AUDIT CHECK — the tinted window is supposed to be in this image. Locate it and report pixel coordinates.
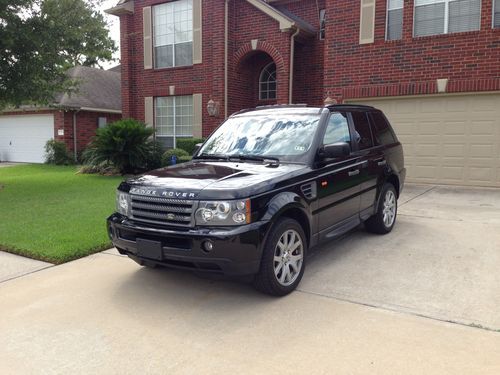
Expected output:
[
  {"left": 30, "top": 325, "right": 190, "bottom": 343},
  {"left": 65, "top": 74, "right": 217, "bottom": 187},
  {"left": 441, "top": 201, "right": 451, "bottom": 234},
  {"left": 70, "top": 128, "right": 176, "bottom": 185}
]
[
  {"left": 351, "top": 111, "right": 373, "bottom": 150},
  {"left": 323, "top": 112, "right": 350, "bottom": 145},
  {"left": 370, "top": 112, "right": 396, "bottom": 145}
]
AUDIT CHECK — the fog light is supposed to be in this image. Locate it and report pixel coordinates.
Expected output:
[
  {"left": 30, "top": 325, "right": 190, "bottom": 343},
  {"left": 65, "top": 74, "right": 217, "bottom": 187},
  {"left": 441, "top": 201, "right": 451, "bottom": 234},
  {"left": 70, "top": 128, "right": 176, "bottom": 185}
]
[{"left": 202, "top": 240, "right": 214, "bottom": 253}]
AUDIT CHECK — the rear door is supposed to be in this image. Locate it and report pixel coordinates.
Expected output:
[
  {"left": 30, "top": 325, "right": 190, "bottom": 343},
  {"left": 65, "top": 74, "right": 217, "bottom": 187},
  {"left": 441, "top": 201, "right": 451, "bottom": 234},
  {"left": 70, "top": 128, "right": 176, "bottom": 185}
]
[
  {"left": 350, "top": 111, "right": 385, "bottom": 214},
  {"left": 316, "top": 112, "right": 362, "bottom": 235}
]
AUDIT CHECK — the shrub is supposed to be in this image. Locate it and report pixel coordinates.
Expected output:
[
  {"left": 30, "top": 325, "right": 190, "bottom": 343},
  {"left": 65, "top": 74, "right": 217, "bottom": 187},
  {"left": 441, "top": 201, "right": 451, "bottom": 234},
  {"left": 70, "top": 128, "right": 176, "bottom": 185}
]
[
  {"left": 176, "top": 138, "right": 204, "bottom": 155},
  {"left": 82, "top": 119, "right": 155, "bottom": 174},
  {"left": 145, "top": 141, "right": 164, "bottom": 171},
  {"left": 44, "top": 140, "right": 75, "bottom": 165},
  {"left": 161, "top": 148, "right": 190, "bottom": 166}
]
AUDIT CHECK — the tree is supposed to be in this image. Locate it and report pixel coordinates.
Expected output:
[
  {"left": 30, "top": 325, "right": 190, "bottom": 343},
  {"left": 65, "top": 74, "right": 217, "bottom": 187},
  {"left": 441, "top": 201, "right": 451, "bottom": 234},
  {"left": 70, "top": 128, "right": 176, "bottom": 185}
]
[{"left": 0, "top": 0, "right": 116, "bottom": 108}]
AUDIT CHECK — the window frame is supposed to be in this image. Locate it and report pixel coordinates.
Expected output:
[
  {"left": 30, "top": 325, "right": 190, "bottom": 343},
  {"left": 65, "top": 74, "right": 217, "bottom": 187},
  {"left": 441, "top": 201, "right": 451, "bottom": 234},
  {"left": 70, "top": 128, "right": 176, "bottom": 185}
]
[
  {"left": 152, "top": 0, "right": 194, "bottom": 69},
  {"left": 154, "top": 95, "right": 194, "bottom": 148},
  {"left": 413, "top": 0, "right": 482, "bottom": 37},
  {"left": 386, "top": 0, "right": 404, "bottom": 41},
  {"left": 259, "top": 62, "right": 277, "bottom": 101},
  {"left": 319, "top": 9, "right": 326, "bottom": 40},
  {"left": 494, "top": 0, "right": 500, "bottom": 28}
]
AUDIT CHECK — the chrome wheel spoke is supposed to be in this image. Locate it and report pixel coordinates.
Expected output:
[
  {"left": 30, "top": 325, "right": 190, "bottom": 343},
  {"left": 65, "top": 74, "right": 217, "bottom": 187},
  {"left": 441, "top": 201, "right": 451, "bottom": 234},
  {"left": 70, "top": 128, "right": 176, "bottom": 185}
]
[{"left": 273, "top": 229, "right": 304, "bottom": 287}]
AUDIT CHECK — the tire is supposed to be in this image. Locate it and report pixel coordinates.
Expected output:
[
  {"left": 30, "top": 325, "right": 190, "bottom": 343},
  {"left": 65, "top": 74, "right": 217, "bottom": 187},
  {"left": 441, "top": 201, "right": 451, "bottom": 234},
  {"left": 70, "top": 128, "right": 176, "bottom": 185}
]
[
  {"left": 365, "top": 183, "right": 398, "bottom": 234},
  {"left": 253, "top": 218, "right": 307, "bottom": 296}
]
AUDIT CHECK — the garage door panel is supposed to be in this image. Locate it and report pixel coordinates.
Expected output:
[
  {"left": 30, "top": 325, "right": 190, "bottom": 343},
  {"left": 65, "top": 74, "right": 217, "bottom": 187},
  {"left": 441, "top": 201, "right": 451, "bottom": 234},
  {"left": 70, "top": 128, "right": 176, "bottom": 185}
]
[
  {"left": 442, "top": 166, "right": 464, "bottom": 180},
  {"left": 0, "top": 114, "right": 54, "bottom": 163},
  {"left": 347, "top": 94, "right": 500, "bottom": 187}
]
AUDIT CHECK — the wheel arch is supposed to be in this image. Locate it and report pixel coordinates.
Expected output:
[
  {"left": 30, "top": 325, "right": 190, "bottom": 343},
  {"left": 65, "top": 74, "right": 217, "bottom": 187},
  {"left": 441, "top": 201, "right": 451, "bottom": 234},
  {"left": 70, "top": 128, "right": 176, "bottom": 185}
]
[{"left": 260, "top": 192, "right": 312, "bottom": 248}]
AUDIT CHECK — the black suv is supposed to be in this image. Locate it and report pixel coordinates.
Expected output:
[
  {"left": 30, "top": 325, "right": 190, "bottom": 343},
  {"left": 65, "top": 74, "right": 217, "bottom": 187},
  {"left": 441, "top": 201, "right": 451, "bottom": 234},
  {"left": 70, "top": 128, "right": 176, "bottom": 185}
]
[{"left": 107, "top": 105, "right": 405, "bottom": 296}]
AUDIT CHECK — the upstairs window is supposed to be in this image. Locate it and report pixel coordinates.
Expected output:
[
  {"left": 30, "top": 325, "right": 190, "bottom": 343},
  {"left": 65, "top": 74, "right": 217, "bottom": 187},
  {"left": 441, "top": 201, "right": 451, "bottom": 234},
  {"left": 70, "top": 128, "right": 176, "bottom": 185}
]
[
  {"left": 259, "top": 63, "right": 277, "bottom": 100},
  {"left": 495, "top": 0, "right": 500, "bottom": 28},
  {"left": 153, "top": 0, "right": 193, "bottom": 68},
  {"left": 414, "top": 0, "right": 481, "bottom": 37},
  {"left": 386, "top": 0, "right": 404, "bottom": 40}
]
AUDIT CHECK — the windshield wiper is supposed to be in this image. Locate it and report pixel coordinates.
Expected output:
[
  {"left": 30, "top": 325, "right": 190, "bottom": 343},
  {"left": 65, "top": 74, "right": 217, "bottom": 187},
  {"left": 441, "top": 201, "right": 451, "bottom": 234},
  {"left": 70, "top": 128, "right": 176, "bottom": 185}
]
[
  {"left": 193, "top": 153, "right": 230, "bottom": 161},
  {"left": 229, "top": 154, "right": 280, "bottom": 165}
]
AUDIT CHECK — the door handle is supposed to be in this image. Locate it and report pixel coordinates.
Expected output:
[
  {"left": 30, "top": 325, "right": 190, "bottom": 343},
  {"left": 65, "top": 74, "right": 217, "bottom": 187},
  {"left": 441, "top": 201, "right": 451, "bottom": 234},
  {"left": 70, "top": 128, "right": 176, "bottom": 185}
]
[
  {"left": 377, "top": 160, "right": 387, "bottom": 166},
  {"left": 348, "top": 169, "right": 360, "bottom": 177}
]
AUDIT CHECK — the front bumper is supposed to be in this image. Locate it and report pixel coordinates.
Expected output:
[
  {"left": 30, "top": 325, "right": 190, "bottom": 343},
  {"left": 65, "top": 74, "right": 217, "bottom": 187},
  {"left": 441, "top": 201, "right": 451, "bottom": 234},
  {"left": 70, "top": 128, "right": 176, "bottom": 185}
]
[{"left": 107, "top": 213, "right": 269, "bottom": 276}]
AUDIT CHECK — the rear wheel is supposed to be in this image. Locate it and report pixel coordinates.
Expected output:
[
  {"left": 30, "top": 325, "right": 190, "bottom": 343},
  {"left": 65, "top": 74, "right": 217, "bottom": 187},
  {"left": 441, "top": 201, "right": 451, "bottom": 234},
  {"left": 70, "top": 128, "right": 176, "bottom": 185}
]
[
  {"left": 365, "top": 183, "right": 398, "bottom": 234},
  {"left": 253, "top": 218, "right": 306, "bottom": 296}
]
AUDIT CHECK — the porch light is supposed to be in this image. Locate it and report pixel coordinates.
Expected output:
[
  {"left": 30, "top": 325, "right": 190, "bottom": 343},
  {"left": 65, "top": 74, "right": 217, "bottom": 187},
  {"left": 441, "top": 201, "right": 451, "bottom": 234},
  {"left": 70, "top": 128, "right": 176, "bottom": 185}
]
[
  {"left": 207, "top": 99, "right": 220, "bottom": 117},
  {"left": 324, "top": 95, "right": 337, "bottom": 106}
]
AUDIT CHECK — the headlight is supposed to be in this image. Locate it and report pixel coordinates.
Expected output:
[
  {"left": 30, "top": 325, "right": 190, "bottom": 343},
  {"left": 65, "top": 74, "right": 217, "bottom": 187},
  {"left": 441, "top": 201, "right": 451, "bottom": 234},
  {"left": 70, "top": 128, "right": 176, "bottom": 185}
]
[
  {"left": 195, "top": 199, "right": 251, "bottom": 226},
  {"left": 116, "top": 190, "right": 131, "bottom": 217}
]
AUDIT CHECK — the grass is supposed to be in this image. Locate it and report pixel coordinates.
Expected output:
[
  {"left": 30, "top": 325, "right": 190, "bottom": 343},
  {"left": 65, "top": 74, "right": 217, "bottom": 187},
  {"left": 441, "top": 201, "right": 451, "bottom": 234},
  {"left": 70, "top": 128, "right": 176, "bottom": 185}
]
[{"left": 0, "top": 164, "right": 123, "bottom": 263}]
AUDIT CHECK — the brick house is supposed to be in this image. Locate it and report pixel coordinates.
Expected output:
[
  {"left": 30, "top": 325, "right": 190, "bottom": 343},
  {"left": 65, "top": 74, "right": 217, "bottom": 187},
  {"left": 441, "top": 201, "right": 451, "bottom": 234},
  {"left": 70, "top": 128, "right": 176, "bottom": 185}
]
[
  {"left": 107, "top": 0, "right": 500, "bottom": 187},
  {"left": 0, "top": 66, "right": 122, "bottom": 163}
]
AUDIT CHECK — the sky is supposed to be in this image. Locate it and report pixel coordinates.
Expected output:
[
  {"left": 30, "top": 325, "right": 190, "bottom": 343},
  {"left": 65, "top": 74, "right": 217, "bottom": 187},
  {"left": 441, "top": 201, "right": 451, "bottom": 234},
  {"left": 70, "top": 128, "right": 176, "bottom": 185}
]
[{"left": 99, "top": 0, "right": 121, "bottom": 69}]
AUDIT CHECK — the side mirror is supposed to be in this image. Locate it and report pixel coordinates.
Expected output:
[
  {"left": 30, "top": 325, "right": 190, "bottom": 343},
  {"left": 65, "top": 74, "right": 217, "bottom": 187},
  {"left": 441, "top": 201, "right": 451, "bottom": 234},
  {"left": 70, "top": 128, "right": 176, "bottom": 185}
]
[
  {"left": 192, "top": 143, "right": 203, "bottom": 156},
  {"left": 320, "top": 142, "right": 351, "bottom": 159}
]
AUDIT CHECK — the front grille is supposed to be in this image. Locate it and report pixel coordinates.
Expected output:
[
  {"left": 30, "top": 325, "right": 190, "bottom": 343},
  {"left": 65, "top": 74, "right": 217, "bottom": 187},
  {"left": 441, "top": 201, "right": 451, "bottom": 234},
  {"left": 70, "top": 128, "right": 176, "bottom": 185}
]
[{"left": 130, "top": 195, "right": 195, "bottom": 227}]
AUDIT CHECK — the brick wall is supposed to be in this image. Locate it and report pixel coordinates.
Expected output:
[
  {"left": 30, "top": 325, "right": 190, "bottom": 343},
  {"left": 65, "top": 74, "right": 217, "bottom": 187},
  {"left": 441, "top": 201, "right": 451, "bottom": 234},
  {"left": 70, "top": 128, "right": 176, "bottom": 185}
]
[
  {"left": 118, "top": 0, "right": 500, "bottom": 135},
  {"left": 55, "top": 110, "right": 121, "bottom": 155},
  {"left": 325, "top": 0, "right": 500, "bottom": 101}
]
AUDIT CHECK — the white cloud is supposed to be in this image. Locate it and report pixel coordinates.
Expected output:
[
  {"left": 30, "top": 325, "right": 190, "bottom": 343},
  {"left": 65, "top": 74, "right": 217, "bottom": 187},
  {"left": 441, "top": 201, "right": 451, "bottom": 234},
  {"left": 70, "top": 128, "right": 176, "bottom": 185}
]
[{"left": 99, "top": 0, "right": 121, "bottom": 69}]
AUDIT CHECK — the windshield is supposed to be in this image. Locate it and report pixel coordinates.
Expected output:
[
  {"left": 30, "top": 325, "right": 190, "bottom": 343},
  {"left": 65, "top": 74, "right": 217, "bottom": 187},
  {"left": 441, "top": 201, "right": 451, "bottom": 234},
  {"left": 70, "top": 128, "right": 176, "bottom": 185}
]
[{"left": 197, "top": 113, "right": 321, "bottom": 162}]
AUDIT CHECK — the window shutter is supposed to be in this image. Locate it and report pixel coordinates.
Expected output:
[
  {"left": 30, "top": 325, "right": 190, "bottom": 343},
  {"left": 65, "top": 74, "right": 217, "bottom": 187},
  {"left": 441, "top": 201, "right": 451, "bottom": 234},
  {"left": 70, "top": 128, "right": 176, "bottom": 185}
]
[
  {"left": 144, "top": 97, "right": 154, "bottom": 128},
  {"left": 192, "top": 0, "right": 202, "bottom": 64},
  {"left": 143, "top": 7, "right": 153, "bottom": 70},
  {"left": 360, "top": 0, "right": 376, "bottom": 44},
  {"left": 192, "top": 94, "right": 203, "bottom": 138}
]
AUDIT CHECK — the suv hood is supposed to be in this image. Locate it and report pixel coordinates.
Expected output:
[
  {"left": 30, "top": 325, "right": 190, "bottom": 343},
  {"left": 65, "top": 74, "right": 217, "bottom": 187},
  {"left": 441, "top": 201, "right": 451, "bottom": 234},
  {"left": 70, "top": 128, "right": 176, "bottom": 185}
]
[{"left": 125, "top": 160, "right": 308, "bottom": 200}]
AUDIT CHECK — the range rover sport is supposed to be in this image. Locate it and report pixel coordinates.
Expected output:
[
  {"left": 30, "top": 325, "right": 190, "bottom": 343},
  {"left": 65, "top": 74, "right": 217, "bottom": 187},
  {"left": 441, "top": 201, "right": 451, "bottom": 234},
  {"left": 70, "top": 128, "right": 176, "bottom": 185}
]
[{"left": 107, "top": 104, "right": 405, "bottom": 296}]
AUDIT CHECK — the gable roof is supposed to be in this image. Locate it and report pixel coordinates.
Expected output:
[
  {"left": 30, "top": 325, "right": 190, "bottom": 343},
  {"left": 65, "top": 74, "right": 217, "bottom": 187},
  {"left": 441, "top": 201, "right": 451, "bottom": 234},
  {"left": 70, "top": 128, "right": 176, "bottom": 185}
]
[
  {"left": 106, "top": 0, "right": 316, "bottom": 36},
  {"left": 244, "top": 0, "right": 316, "bottom": 36},
  {"left": 55, "top": 66, "right": 121, "bottom": 112}
]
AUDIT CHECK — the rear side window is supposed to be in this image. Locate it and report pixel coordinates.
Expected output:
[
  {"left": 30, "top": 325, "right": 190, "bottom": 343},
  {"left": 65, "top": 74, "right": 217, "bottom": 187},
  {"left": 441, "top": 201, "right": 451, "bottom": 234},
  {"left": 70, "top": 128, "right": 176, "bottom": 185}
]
[
  {"left": 323, "top": 112, "right": 350, "bottom": 145},
  {"left": 370, "top": 112, "right": 396, "bottom": 145},
  {"left": 351, "top": 111, "right": 373, "bottom": 150}
]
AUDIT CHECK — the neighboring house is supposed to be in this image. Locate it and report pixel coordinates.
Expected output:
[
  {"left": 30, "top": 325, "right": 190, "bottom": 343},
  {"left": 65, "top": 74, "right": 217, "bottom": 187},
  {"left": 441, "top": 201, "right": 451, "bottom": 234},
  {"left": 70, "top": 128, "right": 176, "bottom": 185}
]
[
  {"left": 106, "top": 0, "right": 500, "bottom": 187},
  {"left": 0, "top": 66, "right": 122, "bottom": 163}
]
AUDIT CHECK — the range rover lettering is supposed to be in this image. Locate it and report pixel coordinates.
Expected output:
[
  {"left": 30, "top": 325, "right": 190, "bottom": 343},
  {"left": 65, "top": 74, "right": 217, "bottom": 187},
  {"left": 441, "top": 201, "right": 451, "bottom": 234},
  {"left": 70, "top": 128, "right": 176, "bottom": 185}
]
[{"left": 107, "top": 105, "right": 406, "bottom": 296}]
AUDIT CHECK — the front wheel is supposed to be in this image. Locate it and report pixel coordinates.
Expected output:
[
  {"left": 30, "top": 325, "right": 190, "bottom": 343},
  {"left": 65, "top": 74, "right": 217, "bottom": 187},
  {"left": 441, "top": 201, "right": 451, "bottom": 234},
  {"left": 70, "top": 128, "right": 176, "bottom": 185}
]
[
  {"left": 365, "top": 183, "right": 398, "bottom": 234},
  {"left": 253, "top": 218, "right": 307, "bottom": 296}
]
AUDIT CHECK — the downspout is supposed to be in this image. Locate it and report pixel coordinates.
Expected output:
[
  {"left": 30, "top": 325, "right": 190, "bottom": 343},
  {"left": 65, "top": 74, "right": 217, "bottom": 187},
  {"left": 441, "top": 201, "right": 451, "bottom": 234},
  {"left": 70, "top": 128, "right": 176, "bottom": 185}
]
[
  {"left": 289, "top": 27, "right": 300, "bottom": 104},
  {"left": 72, "top": 110, "right": 80, "bottom": 161},
  {"left": 224, "top": 0, "right": 229, "bottom": 118}
]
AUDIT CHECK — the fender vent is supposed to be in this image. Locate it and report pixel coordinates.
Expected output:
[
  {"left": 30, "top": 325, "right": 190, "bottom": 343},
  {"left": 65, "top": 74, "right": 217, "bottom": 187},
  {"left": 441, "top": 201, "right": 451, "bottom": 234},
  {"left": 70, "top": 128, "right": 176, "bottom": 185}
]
[{"left": 300, "top": 182, "right": 317, "bottom": 200}]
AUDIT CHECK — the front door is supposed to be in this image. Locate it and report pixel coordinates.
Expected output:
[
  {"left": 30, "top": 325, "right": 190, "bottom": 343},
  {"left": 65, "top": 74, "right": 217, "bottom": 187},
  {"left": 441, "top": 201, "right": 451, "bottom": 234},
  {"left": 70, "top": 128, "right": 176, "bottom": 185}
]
[{"left": 316, "top": 112, "right": 362, "bottom": 237}]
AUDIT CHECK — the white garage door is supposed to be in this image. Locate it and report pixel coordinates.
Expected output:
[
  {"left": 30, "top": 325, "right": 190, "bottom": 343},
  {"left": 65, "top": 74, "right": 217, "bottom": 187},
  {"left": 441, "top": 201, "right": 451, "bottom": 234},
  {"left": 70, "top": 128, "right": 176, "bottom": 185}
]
[
  {"left": 347, "top": 94, "right": 500, "bottom": 187},
  {"left": 0, "top": 114, "right": 54, "bottom": 163}
]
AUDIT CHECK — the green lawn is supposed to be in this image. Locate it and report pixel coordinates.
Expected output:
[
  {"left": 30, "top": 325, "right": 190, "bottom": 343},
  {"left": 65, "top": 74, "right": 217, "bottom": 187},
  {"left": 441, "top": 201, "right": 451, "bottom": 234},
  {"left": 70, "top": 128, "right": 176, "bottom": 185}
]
[{"left": 0, "top": 164, "right": 123, "bottom": 263}]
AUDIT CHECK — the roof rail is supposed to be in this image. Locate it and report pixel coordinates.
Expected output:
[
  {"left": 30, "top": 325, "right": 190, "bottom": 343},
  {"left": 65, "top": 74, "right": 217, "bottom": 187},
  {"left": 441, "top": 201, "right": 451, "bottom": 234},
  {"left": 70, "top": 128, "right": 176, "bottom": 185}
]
[
  {"left": 255, "top": 104, "right": 308, "bottom": 110},
  {"left": 325, "top": 104, "right": 375, "bottom": 110}
]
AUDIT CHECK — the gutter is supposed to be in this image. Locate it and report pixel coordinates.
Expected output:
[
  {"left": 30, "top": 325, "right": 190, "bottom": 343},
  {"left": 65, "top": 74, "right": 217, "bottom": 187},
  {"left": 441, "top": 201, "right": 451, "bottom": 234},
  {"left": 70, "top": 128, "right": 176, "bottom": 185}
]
[
  {"left": 289, "top": 27, "right": 300, "bottom": 104},
  {"left": 72, "top": 110, "right": 80, "bottom": 161}
]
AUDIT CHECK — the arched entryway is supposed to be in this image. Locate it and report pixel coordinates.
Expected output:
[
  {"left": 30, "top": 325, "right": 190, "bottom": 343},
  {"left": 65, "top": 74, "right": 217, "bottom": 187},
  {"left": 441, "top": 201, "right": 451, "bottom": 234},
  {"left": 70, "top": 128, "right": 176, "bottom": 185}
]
[{"left": 229, "top": 43, "right": 288, "bottom": 115}]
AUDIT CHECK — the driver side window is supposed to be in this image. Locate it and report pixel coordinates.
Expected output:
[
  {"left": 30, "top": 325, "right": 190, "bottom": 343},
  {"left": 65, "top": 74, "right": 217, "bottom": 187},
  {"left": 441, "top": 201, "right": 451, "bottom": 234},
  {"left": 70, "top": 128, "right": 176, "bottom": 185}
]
[{"left": 323, "top": 112, "right": 350, "bottom": 145}]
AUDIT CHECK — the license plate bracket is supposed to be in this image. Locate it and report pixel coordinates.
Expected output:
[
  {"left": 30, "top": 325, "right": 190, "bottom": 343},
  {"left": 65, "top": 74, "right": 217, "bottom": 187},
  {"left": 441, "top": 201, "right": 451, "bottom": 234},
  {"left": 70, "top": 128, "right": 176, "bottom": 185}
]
[{"left": 136, "top": 238, "right": 163, "bottom": 260}]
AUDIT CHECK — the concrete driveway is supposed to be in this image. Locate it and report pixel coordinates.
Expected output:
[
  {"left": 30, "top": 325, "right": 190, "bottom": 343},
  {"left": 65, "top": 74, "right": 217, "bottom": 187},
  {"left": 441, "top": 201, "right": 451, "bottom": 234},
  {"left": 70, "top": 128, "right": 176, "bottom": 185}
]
[
  {"left": 301, "top": 184, "right": 500, "bottom": 330},
  {"left": 0, "top": 184, "right": 499, "bottom": 374}
]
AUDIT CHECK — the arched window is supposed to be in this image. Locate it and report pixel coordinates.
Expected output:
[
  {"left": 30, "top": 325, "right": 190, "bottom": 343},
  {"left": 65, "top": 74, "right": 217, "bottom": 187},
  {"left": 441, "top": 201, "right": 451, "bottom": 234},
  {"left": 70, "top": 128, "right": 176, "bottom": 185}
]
[{"left": 259, "top": 63, "right": 277, "bottom": 100}]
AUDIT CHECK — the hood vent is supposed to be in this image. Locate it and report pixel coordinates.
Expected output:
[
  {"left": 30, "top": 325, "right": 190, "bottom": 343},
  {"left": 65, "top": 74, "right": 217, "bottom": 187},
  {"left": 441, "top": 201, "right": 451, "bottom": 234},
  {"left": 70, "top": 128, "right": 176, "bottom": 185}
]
[{"left": 300, "top": 182, "right": 317, "bottom": 200}]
